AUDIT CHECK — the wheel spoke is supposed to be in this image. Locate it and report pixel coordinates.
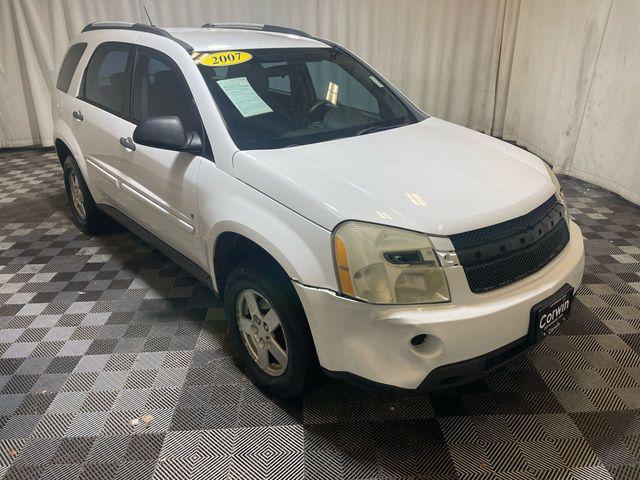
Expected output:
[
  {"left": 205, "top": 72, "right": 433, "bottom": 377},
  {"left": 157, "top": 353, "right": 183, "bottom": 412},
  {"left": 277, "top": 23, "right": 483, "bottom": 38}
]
[
  {"left": 76, "top": 198, "right": 86, "bottom": 217},
  {"left": 256, "top": 343, "right": 270, "bottom": 370},
  {"left": 268, "top": 340, "right": 287, "bottom": 367},
  {"left": 263, "top": 309, "right": 280, "bottom": 334},
  {"left": 243, "top": 291, "right": 261, "bottom": 318},
  {"left": 238, "top": 316, "right": 253, "bottom": 335}
]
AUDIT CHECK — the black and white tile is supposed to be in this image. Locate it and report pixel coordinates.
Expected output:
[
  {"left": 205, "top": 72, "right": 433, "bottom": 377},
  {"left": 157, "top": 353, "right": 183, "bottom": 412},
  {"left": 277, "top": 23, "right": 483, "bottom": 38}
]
[{"left": 0, "top": 148, "right": 639, "bottom": 479}]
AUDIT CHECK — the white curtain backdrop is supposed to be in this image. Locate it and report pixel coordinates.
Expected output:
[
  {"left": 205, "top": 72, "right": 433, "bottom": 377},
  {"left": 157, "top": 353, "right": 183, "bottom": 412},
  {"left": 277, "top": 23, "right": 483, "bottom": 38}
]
[{"left": 1, "top": 0, "right": 638, "bottom": 204}]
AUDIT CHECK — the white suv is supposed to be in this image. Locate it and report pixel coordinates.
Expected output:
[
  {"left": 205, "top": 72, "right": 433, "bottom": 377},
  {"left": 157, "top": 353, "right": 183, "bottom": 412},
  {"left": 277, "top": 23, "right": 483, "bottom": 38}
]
[{"left": 53, "top": 22, "right": 585, "bottom": 397}]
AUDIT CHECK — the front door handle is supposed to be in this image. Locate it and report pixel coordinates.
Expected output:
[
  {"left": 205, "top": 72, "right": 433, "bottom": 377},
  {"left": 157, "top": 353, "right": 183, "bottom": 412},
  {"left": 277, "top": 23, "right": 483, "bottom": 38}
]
[
  {"left": 119, "top": 137, "right": 136, "bottom": 151},
  {"left": 72, "top": 110, "right": 83, "bottom": 122}
]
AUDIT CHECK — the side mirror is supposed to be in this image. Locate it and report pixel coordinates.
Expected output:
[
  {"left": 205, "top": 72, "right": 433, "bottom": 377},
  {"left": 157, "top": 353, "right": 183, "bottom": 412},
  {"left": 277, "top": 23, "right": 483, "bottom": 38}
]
[{"left": 133, "top": 116, "right": 203, "bottom": 154}]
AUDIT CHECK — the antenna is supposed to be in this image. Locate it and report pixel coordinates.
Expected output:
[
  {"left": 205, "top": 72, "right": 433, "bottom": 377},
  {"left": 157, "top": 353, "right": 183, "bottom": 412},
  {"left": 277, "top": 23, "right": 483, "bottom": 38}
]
[{"left": 143, "top": 5, "right": 154, "bottom": 26}]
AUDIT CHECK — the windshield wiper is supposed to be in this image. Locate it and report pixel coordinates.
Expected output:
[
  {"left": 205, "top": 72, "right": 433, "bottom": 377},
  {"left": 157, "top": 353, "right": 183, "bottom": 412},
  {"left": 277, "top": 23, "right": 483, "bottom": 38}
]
[{"left": 355, "top": 124, "right": 397, "bottom": 136}]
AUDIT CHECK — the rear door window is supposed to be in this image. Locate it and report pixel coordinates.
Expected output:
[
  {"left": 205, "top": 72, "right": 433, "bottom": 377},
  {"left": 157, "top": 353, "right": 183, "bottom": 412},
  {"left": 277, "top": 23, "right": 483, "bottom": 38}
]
[
  {"left": 56, "top": 43, "right": 87, "bottom": 93},
  {"left": 81, "top": 42, "right": 134, "bottom": 117}
]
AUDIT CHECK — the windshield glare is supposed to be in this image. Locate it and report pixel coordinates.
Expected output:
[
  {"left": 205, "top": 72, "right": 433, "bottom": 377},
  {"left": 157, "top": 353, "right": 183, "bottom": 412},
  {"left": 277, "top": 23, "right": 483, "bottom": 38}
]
[{"left": 197, "top": 48, "right": 419, "bottom": 150}]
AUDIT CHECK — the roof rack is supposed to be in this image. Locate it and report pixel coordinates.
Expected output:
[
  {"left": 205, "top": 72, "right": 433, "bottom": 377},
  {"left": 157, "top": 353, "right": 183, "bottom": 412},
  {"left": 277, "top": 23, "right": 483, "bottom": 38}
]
[
  {"left": 81, "top": 22, "right": 194, "bottom": 52},
  {"left": 200, "top": 23, "right": 312, "bottom": 38}
]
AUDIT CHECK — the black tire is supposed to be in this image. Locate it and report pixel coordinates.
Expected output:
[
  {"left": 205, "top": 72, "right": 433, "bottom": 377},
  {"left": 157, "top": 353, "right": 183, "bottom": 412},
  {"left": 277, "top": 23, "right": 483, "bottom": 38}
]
[
  {"left": 62, "top": 156, "right": 109, "bottom": 234},
  {"left": 223, "top": 258, "right": 318, "bottom": 398}
]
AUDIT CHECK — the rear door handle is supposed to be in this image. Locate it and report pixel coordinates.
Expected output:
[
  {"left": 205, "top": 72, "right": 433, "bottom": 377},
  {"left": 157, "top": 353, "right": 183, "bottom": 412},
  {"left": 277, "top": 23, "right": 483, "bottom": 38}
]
[
  {"left": 72, "top": 110, "right": 83, "bottom": 121},
  {"left": 119, "top": 137, "right": 136, "bottom": 151}
]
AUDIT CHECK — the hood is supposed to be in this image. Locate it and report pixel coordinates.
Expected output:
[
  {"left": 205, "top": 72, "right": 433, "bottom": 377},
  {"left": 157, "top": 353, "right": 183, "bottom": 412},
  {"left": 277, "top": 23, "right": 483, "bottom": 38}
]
[{"left": 232, "top": 117, "right": 557, "bottom": 235}]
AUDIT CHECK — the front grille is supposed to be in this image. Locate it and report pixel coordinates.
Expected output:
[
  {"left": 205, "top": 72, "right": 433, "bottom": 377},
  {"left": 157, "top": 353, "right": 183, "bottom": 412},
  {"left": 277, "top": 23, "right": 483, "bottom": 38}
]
[{"left": 450, "top": 196, "right": 570, "bottom": 293}]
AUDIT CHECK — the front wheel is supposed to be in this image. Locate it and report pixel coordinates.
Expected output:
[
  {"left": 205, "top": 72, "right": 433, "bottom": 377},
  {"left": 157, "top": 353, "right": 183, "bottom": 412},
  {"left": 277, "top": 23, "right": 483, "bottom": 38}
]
[{"left": 223, "top": 259, "right": 318, "bottom": 398}]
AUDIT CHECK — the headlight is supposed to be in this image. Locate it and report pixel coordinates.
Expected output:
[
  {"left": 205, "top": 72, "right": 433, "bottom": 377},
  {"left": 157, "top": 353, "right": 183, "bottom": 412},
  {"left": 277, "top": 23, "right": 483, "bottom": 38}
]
[
  {"left": 544, "top": 163, "right": 563, "bottom": 199},
  {"left": 333, "top": 221, "right": 450, "bottom": 304}
]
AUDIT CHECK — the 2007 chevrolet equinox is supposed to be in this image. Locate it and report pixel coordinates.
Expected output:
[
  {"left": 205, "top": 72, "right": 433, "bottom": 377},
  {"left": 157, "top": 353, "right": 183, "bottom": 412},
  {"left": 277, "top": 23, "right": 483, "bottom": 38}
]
[{"left": 53, "top": 22, "right": 585, "bottom": 397}]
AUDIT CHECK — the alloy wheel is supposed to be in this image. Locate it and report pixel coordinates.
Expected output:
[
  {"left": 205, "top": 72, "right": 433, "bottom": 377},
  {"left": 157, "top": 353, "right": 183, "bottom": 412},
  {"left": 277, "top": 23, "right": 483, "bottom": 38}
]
[
  {"left": 235, "top": 289, "right": 289, "bottom": 377},
  {"left": 69, "top": 171, "right": 86, "bottom": 221}
]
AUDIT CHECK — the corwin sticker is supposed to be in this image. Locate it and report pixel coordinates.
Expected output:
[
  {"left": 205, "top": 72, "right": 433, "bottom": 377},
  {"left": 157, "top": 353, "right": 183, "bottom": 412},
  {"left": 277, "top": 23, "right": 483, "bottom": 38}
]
[{"left": 539, "top": 298, "right": 570, "bottom": 331}]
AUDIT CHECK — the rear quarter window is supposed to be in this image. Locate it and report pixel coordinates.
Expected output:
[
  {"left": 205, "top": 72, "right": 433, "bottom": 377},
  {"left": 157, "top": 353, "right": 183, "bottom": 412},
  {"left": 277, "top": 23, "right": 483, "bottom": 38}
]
[{"left": 56, "top": 43, "right": 88, "bottom": 93}]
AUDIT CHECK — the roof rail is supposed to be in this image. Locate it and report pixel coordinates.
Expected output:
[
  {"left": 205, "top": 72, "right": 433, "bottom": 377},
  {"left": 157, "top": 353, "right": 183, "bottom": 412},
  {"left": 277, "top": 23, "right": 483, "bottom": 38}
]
[
  {"left": 201, "top": 22, "right": 312, "bottom": 38},
  {"left": 81, "top": 22, "right": 194, "bottom": 52}
]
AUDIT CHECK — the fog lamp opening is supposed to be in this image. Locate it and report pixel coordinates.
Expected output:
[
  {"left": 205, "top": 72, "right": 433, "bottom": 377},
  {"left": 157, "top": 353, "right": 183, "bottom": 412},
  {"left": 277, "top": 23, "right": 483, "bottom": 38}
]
[{"left": 411, "top": 334, "right": 427, "bottom": 346}]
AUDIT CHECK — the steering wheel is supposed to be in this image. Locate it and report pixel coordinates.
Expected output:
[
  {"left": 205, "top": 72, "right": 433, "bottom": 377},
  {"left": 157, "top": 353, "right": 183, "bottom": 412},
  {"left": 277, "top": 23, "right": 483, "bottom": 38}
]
[{"left": 305, "top": 99, "right": 335, "bottom": 125}]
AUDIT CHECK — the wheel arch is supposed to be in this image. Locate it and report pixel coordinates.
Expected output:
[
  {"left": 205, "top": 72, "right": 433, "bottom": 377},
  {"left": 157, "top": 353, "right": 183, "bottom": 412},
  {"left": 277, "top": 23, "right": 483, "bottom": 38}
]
[
  {"left": 54, "top": 138, "right": 73, "bottom": 167},
  {"left": 211, "top": 225, "right": 300, "bottom": 298},
  {"left": 54, "top": 128, "right": 104, "bottom": 204},
  {"left": 53, "top": 130, "right": 87, "bottom": 179}
]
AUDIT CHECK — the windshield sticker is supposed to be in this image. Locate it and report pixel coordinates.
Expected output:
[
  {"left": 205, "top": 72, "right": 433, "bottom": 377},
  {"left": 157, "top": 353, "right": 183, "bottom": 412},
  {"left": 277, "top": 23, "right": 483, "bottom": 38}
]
[
  {"left": 195, "top": 51, "right": 253, "bottom": 67},
  {"left": 217, "top": 77, "right": 273, "bottom": 117}
]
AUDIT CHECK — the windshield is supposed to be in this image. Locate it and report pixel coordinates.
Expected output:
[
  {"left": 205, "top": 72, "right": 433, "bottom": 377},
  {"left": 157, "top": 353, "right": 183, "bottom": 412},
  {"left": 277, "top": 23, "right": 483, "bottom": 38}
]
[{"left": 196, "top": 48, "right": 421, "bottom": 150}]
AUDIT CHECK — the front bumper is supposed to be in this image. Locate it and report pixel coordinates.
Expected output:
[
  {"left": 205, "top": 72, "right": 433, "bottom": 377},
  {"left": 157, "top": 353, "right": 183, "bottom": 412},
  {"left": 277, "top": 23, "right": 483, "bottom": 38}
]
[{"left": 294, "top": 221, "right": 585, "bottom": 390}]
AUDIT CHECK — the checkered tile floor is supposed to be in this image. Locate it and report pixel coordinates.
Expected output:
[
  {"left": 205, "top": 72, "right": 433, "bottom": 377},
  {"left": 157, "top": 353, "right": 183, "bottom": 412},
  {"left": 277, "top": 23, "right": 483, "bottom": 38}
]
[{"left": 1, "top": 148, "right": 640, "bottom": 480}]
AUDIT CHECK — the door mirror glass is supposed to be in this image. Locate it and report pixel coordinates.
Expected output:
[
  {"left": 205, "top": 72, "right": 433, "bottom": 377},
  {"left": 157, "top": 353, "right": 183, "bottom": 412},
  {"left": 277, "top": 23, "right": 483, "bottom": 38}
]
[{"left": 133, "top": 116, "right": 202, "bottom": 153}]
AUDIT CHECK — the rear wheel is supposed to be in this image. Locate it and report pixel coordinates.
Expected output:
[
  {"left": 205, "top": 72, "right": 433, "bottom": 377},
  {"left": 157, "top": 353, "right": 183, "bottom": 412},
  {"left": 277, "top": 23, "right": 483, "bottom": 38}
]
[
  {"left": 223, "top": 259, "right": 318, "bottom": 398},
  {"left": 63, "top": 156, "right": 109, "bottom": 234}
]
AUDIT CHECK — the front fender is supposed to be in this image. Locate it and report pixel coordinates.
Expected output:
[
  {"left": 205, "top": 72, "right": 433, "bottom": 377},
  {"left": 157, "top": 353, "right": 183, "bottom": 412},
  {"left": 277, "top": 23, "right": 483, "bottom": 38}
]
[{"left": 198, "top": 161, "right": 338, "bottom": 293}]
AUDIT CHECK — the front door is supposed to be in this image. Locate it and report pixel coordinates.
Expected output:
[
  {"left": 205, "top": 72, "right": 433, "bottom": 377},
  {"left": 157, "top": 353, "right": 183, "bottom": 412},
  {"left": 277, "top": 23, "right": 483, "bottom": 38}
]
[{"left": 117, "top": 46, "right": 205, "bottom": 265}]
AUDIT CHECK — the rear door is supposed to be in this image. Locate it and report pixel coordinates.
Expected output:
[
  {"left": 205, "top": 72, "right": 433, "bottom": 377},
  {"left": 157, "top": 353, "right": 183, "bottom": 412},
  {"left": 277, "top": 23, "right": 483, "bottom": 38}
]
[
  {"left": 117, "top": 46, "right": 205, "bottom": 264},
  {"left": 54, "top": 42, "right": 88, "bottom": 132},
  {"left": 74, "top": 42, "right": 134, "bottom": 206}
]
